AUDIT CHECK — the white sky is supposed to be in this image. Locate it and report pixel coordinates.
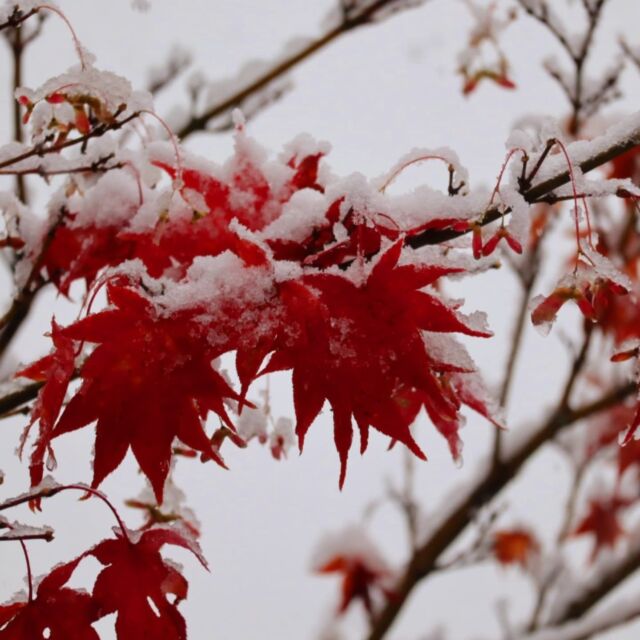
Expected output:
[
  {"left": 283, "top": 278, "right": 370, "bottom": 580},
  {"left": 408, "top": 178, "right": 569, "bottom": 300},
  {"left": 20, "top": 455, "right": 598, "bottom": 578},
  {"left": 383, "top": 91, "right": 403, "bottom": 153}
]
[{"left": 1, "top": 1, "right": 640, "bottom": 639}]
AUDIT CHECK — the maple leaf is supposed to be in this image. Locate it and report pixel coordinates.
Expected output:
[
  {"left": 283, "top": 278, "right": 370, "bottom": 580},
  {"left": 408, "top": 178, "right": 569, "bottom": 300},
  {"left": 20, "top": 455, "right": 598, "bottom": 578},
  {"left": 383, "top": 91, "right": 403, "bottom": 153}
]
[
  {"left": 492, "top": 529, "right": 539, "bottom": 568},
  {"left": 0, "top": 556, "right": 98, "bottom": 639},
  {"left": 17, "top": 321, "right": 76, "bottom": 496},
  {"left": 30, "top": 282, "right": 245, "bottom": 503},
  {"left": 572, "top": 496, "right": 630, "bottom": 561},
  {"left": 248, "top": 241, "right": 495, "bottom": 486},
  {"left": 42, "top": 222, "right": 137, "bottom": 295},
  {"left": 87, "top": 525, "right": 207, "bottom": 640},
  {"left": 134, "top": 142, "right": 326, "bottom": 277}
]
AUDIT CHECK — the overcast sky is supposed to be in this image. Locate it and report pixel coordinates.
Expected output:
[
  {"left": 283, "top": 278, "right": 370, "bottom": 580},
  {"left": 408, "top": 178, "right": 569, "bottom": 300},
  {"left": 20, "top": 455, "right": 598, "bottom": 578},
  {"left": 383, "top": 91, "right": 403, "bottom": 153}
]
[{"left": 1, "top": 1, "right": 640, "bottom": 639}]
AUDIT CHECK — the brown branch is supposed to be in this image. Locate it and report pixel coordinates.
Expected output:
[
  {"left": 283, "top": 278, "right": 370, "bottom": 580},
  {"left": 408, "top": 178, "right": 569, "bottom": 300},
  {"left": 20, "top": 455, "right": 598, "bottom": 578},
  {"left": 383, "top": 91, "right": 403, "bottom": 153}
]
[
  {"left": 518, "top": 0, "right": 609, "bottom": 134},
  {"left": 621, "top": 39, "right": 640, "bottom": 71},
  {"left": 0, "top": 205, "right": 69, "bottom": 361},
  {"left": 0, "top": 7, "right": 38, "bottom": 33},
  {"left": 546, "top": 539, "right": 640, "bottom": 627},
  {"left": 7, "top": 16, "right": 27, "bottom": 202},
  {"left": 516, "top": 1, "right": 575, "bottom": 60},
  {"left": 527, "top": 459, "right": 588, "bottom": 632},
  {"left": 0, "top": 484, "right": 63, "bottom": 512},
  {"left": 524, "top": 599, "right": 640, "bottom": 640},
  {"left": 0, "top": 156, "right": 122, "bottom": 177},
  {"left": 176, "top": 0, "right": 425, "bottom": 139},
  {"left": 366, "top": 328, "right": 632, "bottom": 640},
  {"left": 532, "top": 188, "right": 636, "bottom": 205},
  {"left": 0, "top": 380, "right": 43, "bottom": 417}
]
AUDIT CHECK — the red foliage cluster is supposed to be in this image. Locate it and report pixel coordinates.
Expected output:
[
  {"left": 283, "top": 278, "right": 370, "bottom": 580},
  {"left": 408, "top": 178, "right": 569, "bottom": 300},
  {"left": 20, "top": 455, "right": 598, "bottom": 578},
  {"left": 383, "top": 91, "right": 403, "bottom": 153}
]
[
  {"left": 0, "top": 523, "right": 205, "bottom": 639},
  {"left": 20, "top": 133, "right": 500, "bottom": 501}
]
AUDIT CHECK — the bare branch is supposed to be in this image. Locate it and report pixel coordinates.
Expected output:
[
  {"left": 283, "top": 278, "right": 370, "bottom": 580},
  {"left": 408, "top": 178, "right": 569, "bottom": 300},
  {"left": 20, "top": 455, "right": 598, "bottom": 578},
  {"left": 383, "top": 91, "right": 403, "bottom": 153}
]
[
  {"left": 366, "top": 375, "right": 634, "bottom": 639},
  {"left": 176, "top": 0, "right": 428, "bottom": 139},
  {"left": 0, "top": 111, "right": 139, "bottom": 172}
]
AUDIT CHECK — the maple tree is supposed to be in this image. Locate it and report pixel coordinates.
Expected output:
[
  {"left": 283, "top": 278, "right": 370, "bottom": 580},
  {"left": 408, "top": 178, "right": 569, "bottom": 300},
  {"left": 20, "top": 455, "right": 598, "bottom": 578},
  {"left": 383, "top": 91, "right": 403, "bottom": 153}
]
[{"left": 1, "top": 1, "right": 640, "bottom": 639}]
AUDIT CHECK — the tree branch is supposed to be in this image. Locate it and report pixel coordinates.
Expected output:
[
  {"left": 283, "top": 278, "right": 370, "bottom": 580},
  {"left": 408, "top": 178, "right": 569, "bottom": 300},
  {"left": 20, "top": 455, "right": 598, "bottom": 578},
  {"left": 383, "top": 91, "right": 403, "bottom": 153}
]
[
  {"left": 176, "top": 0, "right": 426, "bottom": 139},
  {"left": 366, "top": 332, "right": 632, "bottom": 640}
]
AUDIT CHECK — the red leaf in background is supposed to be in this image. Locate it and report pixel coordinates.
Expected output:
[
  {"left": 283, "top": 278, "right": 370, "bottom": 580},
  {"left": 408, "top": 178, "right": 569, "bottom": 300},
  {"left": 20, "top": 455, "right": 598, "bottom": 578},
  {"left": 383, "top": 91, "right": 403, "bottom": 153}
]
[
  {"left": 30, "top": 282, "right": 244, "bottom": 503},
  {"left": 88, "top": 526, "right": 207, "bottom": 640},
  {"left": 608, "top": 146, "right": 640, "bottom": 182},
  {"left": 531, "top": 261, "right": 629, "bottom": 335},
  {"left": 493, "top": 529, "right": 539, "bottom": 568},
  {"left": 618, "top": 435, "right": 640, "bottom": 478},
  {"left": 572, "top": 497, "right": 630, "bottom": 561},
  {"left": 317, "top": 554, "right": 394, "bottom": 615},
  {"left": 0, "top": 557, "right": 98, "bottom": 639},
  {"left": 313, "top": 527, "right": 395, "bottom": 616}
]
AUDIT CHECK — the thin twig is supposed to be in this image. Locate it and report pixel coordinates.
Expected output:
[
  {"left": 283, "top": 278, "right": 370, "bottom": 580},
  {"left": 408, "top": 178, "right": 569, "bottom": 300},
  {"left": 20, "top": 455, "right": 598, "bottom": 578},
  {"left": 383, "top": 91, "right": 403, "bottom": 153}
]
[
  {"left": 0, "top": 111, "right": 139, "bottom": 172},
  {"left": 0, "top": 531, "right": 53, "bottom": 542}
]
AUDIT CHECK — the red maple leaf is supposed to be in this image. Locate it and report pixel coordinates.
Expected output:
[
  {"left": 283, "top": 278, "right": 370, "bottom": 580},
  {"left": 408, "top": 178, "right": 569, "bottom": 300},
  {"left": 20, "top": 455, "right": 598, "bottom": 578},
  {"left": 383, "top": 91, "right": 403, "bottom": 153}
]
[
  {"left": 246, "top": 240, "right": 495, "bottom": 486},
  {"left": 0, "top": 556, "right": 98, "bottom": 639},
  {"left": 87, "top": 525, "right": 207, "bottom": 640},
  {"left": 17, "top": 320, "right": 76, "bottom": 494},
  {"left": 0, "top": 524, "right": 206, "bottom": 639},
  {"left": 42, "top": 223, "right": 137, "bottom": 295},
  {"left": 573, "top": 496, "right": 630, "bottom": 561},
  {"left": 28, "top": 281, "right": 245, "bottom": 502}
]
